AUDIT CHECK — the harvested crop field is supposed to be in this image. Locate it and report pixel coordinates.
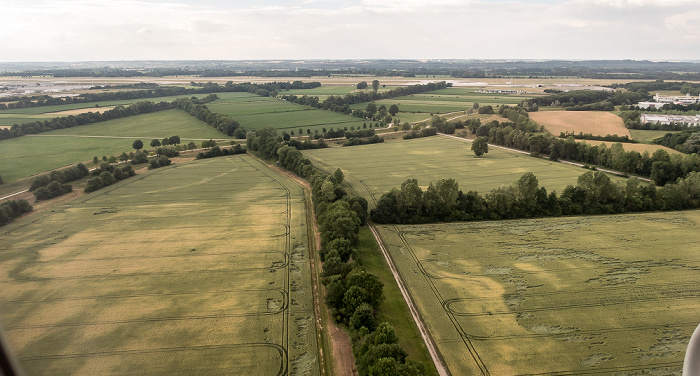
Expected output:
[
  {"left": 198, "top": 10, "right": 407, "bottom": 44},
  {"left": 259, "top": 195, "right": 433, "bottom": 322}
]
[
  {"left": 44, "top": 106, "right": 115, "bottom": 115},
  {"left": 580, "top": 140, "right": 682, "bottom": 155},
  {"left": 0, "top": 155, "right": 318, "bottom": 375},
  {"left": 375, "top": 210, "right": 700, "bottom": 375},
  {"left": 531, "top": 111, "right": 630, "bottom": 138}
]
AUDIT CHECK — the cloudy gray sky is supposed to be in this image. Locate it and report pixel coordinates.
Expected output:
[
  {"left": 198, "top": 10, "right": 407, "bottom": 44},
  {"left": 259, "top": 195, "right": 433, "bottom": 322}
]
[{"left": 1, "top": 0, "right": 699, "bottom": 62}]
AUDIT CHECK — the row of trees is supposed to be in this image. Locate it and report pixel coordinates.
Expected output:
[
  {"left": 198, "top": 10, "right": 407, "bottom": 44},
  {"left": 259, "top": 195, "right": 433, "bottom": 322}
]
[
  {"left": 33, "top": 181, "right": 72, "bottom": 201},
  {"left": 84, "top": 164, "right": 136, "bottom": 193},
  {"left": 1, "top": 100, "right": 174, "bottom": 141},
  {"left": 652, "top": 131, "right": 700, "bottom": 154},
  {"left": 280, "top": 81, "right": 449, "bottom": 116},
  {"left": 29, "top": 163, "right": 90, "bottom": 192},
  {"left": 371, "top": 171, "right": 700, "bottom": 224},
  {"left": 0, "top": 199, "right": 33, "bottom": 227},
  {"left": 528, "top": 90, "right": 648, "bottom": 110},
  {"left": 195, "top": 145, "right": 245, "bottom": 159},
  {"left": 559, "top": 132, "right": 638, "bottom": 144},
  {"left": 173, "top": 98, "right": 246, "bottom": 138},
  {"left": 0, "top": 81, "right": 320, "bottom": 110},
  {"left": 449, "top": 107, "right": 700, "bottom": 185},
  {"left": 247, "top": 129, "right": 425, "bottom": 375},
  {"left": 147, "top": 156, "right": 172, "bottom": 170},
  {"left": 610, "top": 80, "right": 700, "bottom": 96}
]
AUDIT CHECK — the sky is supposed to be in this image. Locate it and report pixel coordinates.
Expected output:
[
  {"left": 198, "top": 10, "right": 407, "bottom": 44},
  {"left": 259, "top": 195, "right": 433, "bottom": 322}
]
[{"left": 1, "top": 0, "right": 700, "bottom": 62}]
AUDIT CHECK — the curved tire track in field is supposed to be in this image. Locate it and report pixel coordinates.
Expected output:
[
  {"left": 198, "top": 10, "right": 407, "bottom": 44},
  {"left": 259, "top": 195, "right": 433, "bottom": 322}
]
[
  {"left": 368, "top": 223, "right": 452, "bottom": 376},
  {"left": 237, "top": 155, "right": 292, "bottom": 376}
]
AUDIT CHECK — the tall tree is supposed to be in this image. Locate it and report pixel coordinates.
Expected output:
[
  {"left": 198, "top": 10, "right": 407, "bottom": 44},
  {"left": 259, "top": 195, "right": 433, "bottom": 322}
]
[
  {"left": 132, "top": 139, "right": 143, "bottom": 151},
  {"left": 150, "top": 139, "right": 161, "bottom": 148},
  {"left": 471, "top": 137, "right": 489, "bottom": 157},
  {"left": 389, "top": 104, "right": 400, "bottom": 116},
  {"left": 372, "top": 80, "right": 380, "bottom": 91}
]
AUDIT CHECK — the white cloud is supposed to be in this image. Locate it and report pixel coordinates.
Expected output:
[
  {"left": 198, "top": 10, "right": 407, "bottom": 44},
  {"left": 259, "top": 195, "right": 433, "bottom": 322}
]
[{"left": 1, "top": 0, "right": 700, "bottom": 61}]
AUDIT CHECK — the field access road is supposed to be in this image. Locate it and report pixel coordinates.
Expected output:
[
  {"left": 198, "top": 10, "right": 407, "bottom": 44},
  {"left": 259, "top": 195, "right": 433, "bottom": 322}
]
[
  {"left": 0, "top": 189, "right": 28, "bottom": 201},
  {"left": 368, "top": 223, "right": 451, "bottom": 376},
  {"left": 437, "top": 132, "right": 653, "bottom": 183}
]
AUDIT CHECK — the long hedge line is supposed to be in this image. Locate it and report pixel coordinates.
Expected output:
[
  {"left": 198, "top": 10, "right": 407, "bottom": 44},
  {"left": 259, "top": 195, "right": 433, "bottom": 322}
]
[
  {"left": 371, "top": 171, "right": 700, "bottom": 224},
  {"left": 0, "top": 199, "right": 33, "bottom": 227},
  {"left": 248, "top": 128, "right": 427, "bottom": 375}
]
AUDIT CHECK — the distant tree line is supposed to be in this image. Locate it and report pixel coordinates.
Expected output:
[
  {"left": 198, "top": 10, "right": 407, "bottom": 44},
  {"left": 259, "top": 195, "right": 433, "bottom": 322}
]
[
  {"left": 0, "top": 81, "right": 319, "bottom": 108},
  {"left": 402, "top": 127, "right": 437, "bottom": 140},
  {"left": 652, "top": 131, "right": 700, "bottom": 154},
  {"left": 0, "top": 199, "right": 33, "bottom": 227},
  {"left": 448, "top": 106, "right": 700, "bottom": 186},
  {"left": 371, "top": 171, "right": 700, "bottom": 224},
  {"left": 247, "top": 128, "right": 426, "bottom": 375},
  {"left": 609, "top": 80, "right": 700, "bottom": 96},
  {"left": 559, "top": 132, "right": 638, "bottom": 143},
  {"left": 528, "top": 90, "right": 648, "bottom": 110},
  {"left": 344, "top": 135, "right": 385, "bottom": 146},
  {"left": 280, "top": 81, "right": 449, "bottom": 117},
  {"left": 1, "top": 100, "right": 174, "bottom": 141}
]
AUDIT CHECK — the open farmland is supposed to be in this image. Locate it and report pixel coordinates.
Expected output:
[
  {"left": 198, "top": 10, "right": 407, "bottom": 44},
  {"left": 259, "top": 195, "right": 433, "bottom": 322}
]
[
  {"left": 348, "top": 87, "right": 529, "bottom": 124},
  {"left": 303, "top": 136, "right": 617, "bottom": 206},
  {"left": 531, "top": 111, "right": 631, "bottom": 138},
  {"left": 579, "top": 140, "right": 682, "bottom": 155},
  {"left": 0, "top": 109, "right": 230, "bottom": 182},
  {"left": 207, "top": 92, "right": 368, "bottom": 133},
  {"left": 0, "top": 94, "right": 207, "bottom": 127},
  {"left": 374, "top": 210, "right": 700, "bottom": 375},
  {"left": 0, "top": 155, "right": 319, "bottom": 375}
]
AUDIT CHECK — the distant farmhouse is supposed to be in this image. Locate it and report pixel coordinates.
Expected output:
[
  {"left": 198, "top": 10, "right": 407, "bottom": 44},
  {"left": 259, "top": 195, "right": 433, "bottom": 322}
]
[
  {"left": 641, "top": 114, "right": 700, "bottom": 126},
  {"left": 637, "top": 93, "right": 700, "bottom": 109}
]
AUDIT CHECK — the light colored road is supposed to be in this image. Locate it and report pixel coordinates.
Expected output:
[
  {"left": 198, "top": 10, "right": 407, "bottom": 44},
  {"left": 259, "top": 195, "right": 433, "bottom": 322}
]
[
  {"left": 0, "top": 189, "right": 28, "bottom": 201},
  {"left": 27, "top": 134, "right": 224, "bottom": 141},
  {"left": 368, "top": 222, "right": 451, "bottom": 376}
]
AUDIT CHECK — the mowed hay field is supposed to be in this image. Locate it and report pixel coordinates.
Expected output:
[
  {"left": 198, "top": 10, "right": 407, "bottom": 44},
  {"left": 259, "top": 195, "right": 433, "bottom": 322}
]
[
  {"left": 207, "top": 92, "right": 368, "bottom": 133},
  {"left": 375, "top": 210, "right": 700, "bottom": 375},
  {"left": 303, "top": 136, "right": 616, "bottom": 206},
  {"left": 0, "top": 109, "right": 230, "bottom": 182},
  {"left": 531, "top": 111, "right": 631, "bottom": 138},
  {"left": 0, "top": 155, "right": 319, "bottom": 375}
]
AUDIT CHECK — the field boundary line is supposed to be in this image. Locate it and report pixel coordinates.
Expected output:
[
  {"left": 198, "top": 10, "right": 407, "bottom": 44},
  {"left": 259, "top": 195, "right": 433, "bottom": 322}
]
[{"left": 367, "top": 222, "right": 451, "bottom": 376}]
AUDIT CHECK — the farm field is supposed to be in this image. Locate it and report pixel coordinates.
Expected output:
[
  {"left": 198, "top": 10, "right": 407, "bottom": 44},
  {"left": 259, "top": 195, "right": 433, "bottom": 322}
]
[
  {"left": 0, "top": 94, "right": 207, "bottom": 127},
  {"left": 208, "top": 92, "right": 368, "bottom": 132},
  {"left": 374, "top": 210, "right": 700, "bottom": 375},
  {"left": 530, "top": 111, "right": 631, "bottom": 138},
  {"left": 303, "top": 135, "right": 617, "bottom": 206},
  {"left": 279, "top": 85, "right": 357, "bottom": 99},
  {"left": 630, "top": 129, "right": 680, "bottom": 143},
  {"left": 0, "top": 155, "right": 319, "bottom": 375},
  {"left": 579, "top": 139, "right": 682, "bottom": 155},
  {"left": 0, "top": 109, "right": 231, "bottom": 182},
  {"left": 348, "top": 88, "right": 529, "bottom": 124}
]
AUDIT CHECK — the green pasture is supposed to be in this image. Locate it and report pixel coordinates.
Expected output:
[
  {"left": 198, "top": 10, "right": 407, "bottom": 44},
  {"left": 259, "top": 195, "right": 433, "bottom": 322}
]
[
  {"left": 375, "top": 210, "right": 700, "bottom": 375},
  {"left": 0, "top": 109, "right": 229, "bottom": 182},
  {"left": 208, "top": 93, "right": 368, "bottom": 132},
  {"left": 630, "top": 129, "right": 680, "bottom": 143},
  {"left": 303, "top": 135, "right": 614, "bottom": 206},
  {"left": 279, "top": 85, "right": 357, "bottom": 98},
  {"left": 0, "top": 155, "right": 319, "bottom": 375}
]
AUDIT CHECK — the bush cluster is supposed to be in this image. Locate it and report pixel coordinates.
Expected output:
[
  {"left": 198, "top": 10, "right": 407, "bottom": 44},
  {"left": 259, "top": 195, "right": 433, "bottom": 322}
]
[
  {"left": 148, "top": 156, "right": 172, "bottom": 170},
  {"left": 0, "top": 199, "right": 32, "bottom": 226},
  {"left": 29, "top": 163, "right": 89, "bottom": 192},
  {"left": 85, "top": 164, "right": 135, "bottom": 193},
  {"left": 195, "top": 145, "right": 245, "bottom": 159},
  {"left": 33, "top": 181, "right": 72, "bottom": 201}
]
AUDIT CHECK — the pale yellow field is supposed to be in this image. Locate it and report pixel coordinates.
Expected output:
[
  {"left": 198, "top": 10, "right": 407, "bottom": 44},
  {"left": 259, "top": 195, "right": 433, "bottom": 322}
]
[
  {"left": 581, "top": 140, "right": 682, "bottom": 155},
  {"left": 44, "top": 106, "right": 115, "bottom": 115},
  {"left": 531, "top": 111, "right": 631, "bottom": 138}
]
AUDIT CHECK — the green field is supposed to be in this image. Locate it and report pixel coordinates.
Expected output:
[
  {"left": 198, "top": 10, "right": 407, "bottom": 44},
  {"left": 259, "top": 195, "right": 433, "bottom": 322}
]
[
  {"left": 347, "top": 88, "right": 529, "bottom": 124},
  {"left": 303, "top": 135, "right": 613, "bottom": 206},
  {"left": 0, "top": 94, "right": 207, "bottom": 126},
  {"left": 0, "top": 155, "right": 319, "bottom": 375},
  {"left": 629, "top": 129, "right": 680, "bottom": 143},
  {"left": 0, "top": 109, "right": 230, "bottom": 182},
  {"left": 279, "top": 85, "right": 357, "bottom": 99},
  {"left": 207, "top": 92, "right": 368, "bottom": 133},
  {"left": 374, "top": 210, "right": 700, "bottom": 375}
]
